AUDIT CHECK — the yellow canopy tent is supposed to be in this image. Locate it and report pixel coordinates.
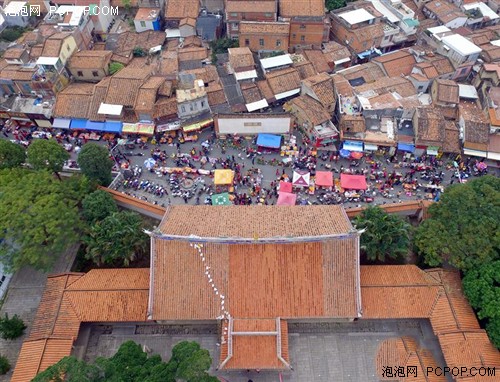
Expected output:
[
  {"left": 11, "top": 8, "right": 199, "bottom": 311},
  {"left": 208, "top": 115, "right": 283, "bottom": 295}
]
[{"left": 214, "top": 169, "right": 234, "bottom": 185}]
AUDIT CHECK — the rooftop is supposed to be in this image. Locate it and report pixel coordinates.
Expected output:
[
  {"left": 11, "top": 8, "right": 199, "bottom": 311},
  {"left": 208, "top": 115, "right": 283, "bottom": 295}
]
[
  {"left": 372, "top": 49, "right": 416, "bottom": 77},
  {"left": 441, "top": 34, "right": 482, "bottom": 56},
  {"left": 226, "top": 0, "right": 276, "bottom": 14},
  {"left": 338, "top": 8, "right": 375, "bottom": 25},
  {"left": 165, "top": 0, "right": 199, "bottom": 19},
  {"left": 67, "top": 50, "right": 112, "bottom": 70},
  {"left": 135, "top": 8, "right": 160, "bottom": 21},
  {"left": 279, "top": 0, "right": 324, "bottom": 17},
  {"left": 287, "top": 94, "right": 332, "bottom": 126},
  {"left": 239, "top": 21, "right": 290, "bottom": 35},
  {"left": 228, "top": 47, "right": 255, "bottom": 72},
  {"left": 434, "top": 79, "right": 459, "bottom": 104}
]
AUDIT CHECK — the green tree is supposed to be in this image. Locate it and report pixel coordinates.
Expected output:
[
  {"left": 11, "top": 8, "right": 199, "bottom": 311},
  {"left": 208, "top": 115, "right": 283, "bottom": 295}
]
[
  {"left": 414, "top": 176, "right": 500, "bottom": 272},
  {"left": 27, "top": 139, "right": 69, "bottom": 179},
  {"left": 77, "top": 143, "right": 114, "bottom": 186},
  {"left": 82, "top": 190, "right": 118, "bottom": 224},
  {"left": 0, "top": 169, "right": 81, "bottom": 271},
  {"left": 133, "top": 47, "right": 146, "bottom": 57},
  {"left": 32, "top": 340, "right": 217, "bottom": 382},
  {"left": 171, "top": 341, "right": 216, "bottom": 382},
  {"left": 84, "top": 211, "right": 148, "bottom": 266},
  {"left": 109, "top": 62, "right": 124, "bottom": 75},
  {"left": 0, "top": 314, "right": 26, "bottom": 340},
  {"left": 486, "top": 318, "right": 500, "bottom": 349},
  {"left": 353, "top": 206, "right": 412, "bottom": 262},
  {"left": 0, "top": 140, "right": 25, "bottom": 169},
  {"left": 463, "top": 261, "right": 500, "bottom": 320},
  {"left": 0, "top": 355, "right": 10, "bottom": 375},
  {"left": 209, "top": 38, "right": 239, "bottom": 63},
  {"left": 326, "top": 0, "right": 347, "bottom": 11}
]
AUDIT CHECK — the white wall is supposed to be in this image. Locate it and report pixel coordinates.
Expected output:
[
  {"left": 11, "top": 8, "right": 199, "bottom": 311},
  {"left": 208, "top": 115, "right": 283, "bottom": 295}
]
[
  {"left": 135, "top": 19, "right": 154, "bottom": 33},
  {"left": 217, "top": 116, "right": 291, "bottom": 135},
  {"left": 445, "top": 16, "right": 468, "bottom": 29}
]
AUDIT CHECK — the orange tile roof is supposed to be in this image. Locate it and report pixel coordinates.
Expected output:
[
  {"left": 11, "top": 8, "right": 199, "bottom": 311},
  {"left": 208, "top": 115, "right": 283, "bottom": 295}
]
[
  {"left": 302, "top": 72, "right": 336, "bottom": 110},
  {"left": 226, "top": 0, "right": 277, "bottom": 14},
  {"left": 239, "top": 21, "right": 290, "bottom": 35},
  {"left": 372, "top": 50, "right": 416, "bottom": 77},
  {"left": 279, "top": 0, "right": 324, "bottom": 17},
  {"left": 165, "top": 0, "right": 199, "bottom": 19},
  {"left": 228, "top": 47, "right": 255, "bottom": 71},
  {"left": 434, "top": 79, "right": 459, "bottom": 104},
  {"left": 12, "top": 269, "right": 150, "bottom": 382},
  {"left": 53, "top": 83, "right": 95, "bottom": 119},
  {"left": 302, "top": 50, "right": 330, "bottom": 74},
  {"left": 68, "top": 50, "right": 112, "bottom": 70},
  {"left": 293, "top": 60, "right": 317, "bottom": 79},
  {"left": 266, "top": 67, "right": 301, "bottom": 95}
]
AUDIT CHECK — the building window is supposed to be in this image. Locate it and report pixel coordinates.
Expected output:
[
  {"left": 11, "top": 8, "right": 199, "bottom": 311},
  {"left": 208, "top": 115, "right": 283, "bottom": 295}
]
[
  {"left": 276, "top": 39, "right": 281, "bottom": 47},
  {"left": 300, "top": 24, "right": 306, "bottom": 29},
  {"left": 417, "top": 85, "right": 424, "bottom": 91},
  {"left": 66, "top": 45, "right": 70, "bottom": 51},
  {"left": 264, "top": 12, "right": 272, "bottom": 17},
  {"left": 301, "top": 35, "right": 305, "bottom": 42},
  {"left": 77, "top": 71, "right": 83, "bottom": 77},
  {"left": 190, "top": 104, "right": 194, "bottom": 111},
  {"left": 292, "top": 33, "right": 296, "bottom": 39},
  {"left": 242, "top": 13, "right": 246, "bottom": 20},
  {"left": 140, "top": 21, "right": 146, "bottom": 27},
  {"left": 230, "top": 12, "right": 238, "bottom": 17},
  {"left": 181, "top": 105, "right": 186, "bottom": 113},
  {"left": 201, "top": 101, "right": 205, "bottom": 108},
  {"left": 460, "top": 67, "right": 468, "bottom": 75},
  {"left": 245, "top": 39, "right": 250, "bottom": 46},
  {"left": 232, "top": 22, "right": 238, "bottom": 29},
  {"left": 92, "top": 71, "right": 99, "bottom": 77},
  {"left": 259, "top": 38, "right": 264, "bottom": 46}
]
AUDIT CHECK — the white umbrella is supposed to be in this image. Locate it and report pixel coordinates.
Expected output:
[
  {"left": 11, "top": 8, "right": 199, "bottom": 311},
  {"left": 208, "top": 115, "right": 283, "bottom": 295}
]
[{"left": 143, "top": 158, "right": 156, "bottom": 169}]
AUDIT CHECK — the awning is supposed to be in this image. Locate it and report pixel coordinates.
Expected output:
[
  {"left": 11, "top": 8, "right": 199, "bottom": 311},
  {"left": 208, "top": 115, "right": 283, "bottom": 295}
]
[
  {"left": 487, "top": 151, "right": 500, "bottom": 161},
  {"left": 211, "top": 192, "right": 231, "bottom": 205},
  {"left": 334, "top": 57, "right": 350, "bottom": 66},
  {"left": 156, "top": 121, "right": 180, "bottom": 132},
  {"left": 137, "top": 123, "right": 155, "bottom": 136},
  {"left": 70, "top": 119, "right": 87, "bottom": 129},
  {"left": 257, "top": 134, "right": 281, "bottom": 149},
  {"left": 364, "top": 143, "right": 378, "bottom": 151},
  {"left": 52, "top": 118, "right": 71, "bottom": 129},
  {"left": 315, "top": 171, "right": 333, "bottom": 187},
  {"left": 276, "top": 192, "right": 297, "bottom": 206},
  {"left": 122, "top": 123, "right": 138, "bottom": 134},
  {"left": 182, "top": 118, "right": 213, "bottom": 133},
  {"left": 214, "top": 169, "right": 234, "bottom": 185},
  {"left": 235, "top": 69, "right": 257, "bottom": 81},
  {"left": 340, "top": 173, "right": 367, "bottom": 190},
  {"left": 343, "top": 140, "right": 364, "bottom": 152},
  {"left": 275, "top": 88, "right": 300, "bottom": 100},
  {"left": 246, "top": 99, "right": 268, "bottom": 112},
  {"left": 464, "top": 148, "right": 487, "bottom": 158},
  {"left": 427, "top": 146, "right": 439, "bottom": 156},
  {"left": 279, "top": 181, "right": 292, "bottom": 193},
  {"left": 85, "top": 121, "right": 105, "bottom": 131},
  {"left": 103, "top": 121, "right": 123, "bottom": 133},
  {"left": 397, "top": 142, "right": 415, "bottom": 153}
]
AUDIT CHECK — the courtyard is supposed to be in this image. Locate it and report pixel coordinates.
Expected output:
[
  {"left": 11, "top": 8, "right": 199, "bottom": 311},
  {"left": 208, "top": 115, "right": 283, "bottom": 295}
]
[{"left": 76, "top": 319, "right": 449, "bottom": 382}]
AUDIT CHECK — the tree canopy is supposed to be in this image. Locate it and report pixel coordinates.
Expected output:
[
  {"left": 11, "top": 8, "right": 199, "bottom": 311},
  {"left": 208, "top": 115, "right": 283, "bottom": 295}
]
[
  {"left": 82, "top": 190, "right": 118, "bottom": 224},
  {"left": 32, "top": 340, "right": 218, "bottom": 382},
  {"left": 353, "top": 206, "right": 412, "bottom": 263},
  {"left": 84, "top": 211, "right": 149, "bottom": 266},
  {"left": 77, "top": 143, "right": 114, "bottom": 186},
  {"left": 326, "top": 0, "right": 347, "bottom": 11},
  {"left": 27, "top": 139, "right": 69, "bottom": 178},
  {"left": 0, "top": 140, "right": 25, "bottom": 169},
  {"left": 0, "top": 169, "right": 83, "bottom": 271},
  {"left": 414, "top": 176, "right": 500, "bottom": 272}
]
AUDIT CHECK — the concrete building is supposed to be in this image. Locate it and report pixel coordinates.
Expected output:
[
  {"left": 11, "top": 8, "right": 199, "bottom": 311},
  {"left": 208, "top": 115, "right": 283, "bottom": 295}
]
[{"left": 239, "top": 21, "right": 290, "bottom": 52}]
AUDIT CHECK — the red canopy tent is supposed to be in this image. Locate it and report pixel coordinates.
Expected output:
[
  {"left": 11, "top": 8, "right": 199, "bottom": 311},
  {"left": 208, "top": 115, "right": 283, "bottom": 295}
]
[
  {"left": 279, "top": 181, "right": 293, "bottom": 193},
  {"left": 340, "top": 173, "right": 368, "bottom": 190},
  {"left": 315, "top": 171, "right": 334, "bottom": 188},
  {"left": 276, "top": 192, "right": 297, "bottom": 206}
]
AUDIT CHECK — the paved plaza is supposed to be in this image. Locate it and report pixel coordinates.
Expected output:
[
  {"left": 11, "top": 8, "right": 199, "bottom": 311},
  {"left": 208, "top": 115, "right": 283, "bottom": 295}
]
[{"left": 78, "top": 320, "right": 448, "bottom": 382}]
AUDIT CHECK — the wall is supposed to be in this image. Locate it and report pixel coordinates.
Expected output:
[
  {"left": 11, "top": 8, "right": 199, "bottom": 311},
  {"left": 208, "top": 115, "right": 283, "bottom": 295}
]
[
  {"left": 215, "top": 115, "right": 292, "bottom": 135},
  {"left": 58, "top": 37, "right": 78, "bottom": 65},
  {"left": 289, "top": 19, "right": 327, "bottom": 48},
  {"left": 239, "top": 31, "right": 289, "bottom": 52},
  {"left": 71, "top": 67, "right": 108, "bottom": 82},
  {"left": 178, "top": 96, "right": 210, "bottom": 118},
  {"left": 135, "top": 19, "right": 155, "bottom": 32},
  {"left": 444, "top": 16, "right": 468, "bottom": 29}
]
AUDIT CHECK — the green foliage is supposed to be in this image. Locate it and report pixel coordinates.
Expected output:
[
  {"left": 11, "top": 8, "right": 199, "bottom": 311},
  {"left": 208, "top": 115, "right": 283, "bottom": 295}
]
[
  {"left": 486, "top": 318, "right": 500, "bottom": 349},
  {"left": 463, "top": 261, "right": 500, "bottom": 320},
  {"left": 0, "top": 140, "right": 25, "bottom": 169},
  {"left": 326, "top": 0, "right": 347, "bottom": 11},
  {"left": 0, "top": 355, "right": 10, "bottom": 375},
  {"left": 414, "top": 176, "right": 500, "bottom": 272},
  {"left": 0, "top": 313, "right": 26, "bottom": 340},
  {"left": 27, "top": 139, "right": 69, "bottom": 177},
  {"left": 32, "top": 340, "right": 216, "bottom": 382},
  {"left": 109, "top": 62, "right": 124, "bottom": 75},
  {"left": 82, "top": 190, "right": 118, "bottom": 224},
  {"left": 0, "top": 27, "right": 25, "bottom": 42},
  {"left": 0, "top": 169, "right": 82, "bottom": 271},
  {"left": 84, "top": 211, "right": 148, "bottom": 266},
  {"left": 122, "top": 0, "right": 131, "bottom": 11},
  {"left": 353, "top": 206, "right": 412, "bottom": 262},
  {"left": 77, "top": 143, "right": 114, "bottom": 186},
  {"left": 133, "top": 47, "right": 146, "bottom": 57},
  {"left": 210, "top": 38, "right": 239, "bottom": 63}
]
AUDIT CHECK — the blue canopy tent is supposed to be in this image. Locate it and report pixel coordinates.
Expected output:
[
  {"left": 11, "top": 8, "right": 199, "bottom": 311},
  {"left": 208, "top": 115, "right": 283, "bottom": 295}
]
[
  {"left": 85, "top": 121, "right": 105, "bottom": 131},
  {"left": 256, "top": 134, "right": 282, "bottom": 149},
  {"left": 397, "top": 142, "right": 415, "bottom": 153},
  {"left": 103, "top": 121, "right": 123, "bottom": 134},
  {"left": 70, "top": 119, "right": 87, "bottom": 129}
]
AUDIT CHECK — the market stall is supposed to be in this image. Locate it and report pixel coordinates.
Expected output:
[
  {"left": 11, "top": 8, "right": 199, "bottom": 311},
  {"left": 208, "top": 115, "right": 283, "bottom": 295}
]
[
  {"left": 340, "top": 173, "right": 367, "bottom": 190},
  {"left": 256, "top": 134, "right": 282, "bottom": 151},
  {"left": 279, "top": 181, "right": 293, "bottom": 193},
  {"left": 211, "top": 192, "right": 232, "bottom": 205},
  {"left": 276, "top": 192, "right": 297, "bottom": 206},
  {"left": 214, "top": 169, "right": 235, "bottom": 186},
  {"left": 315, "top": 171, "right": 334, "bottom": 189},
  {"left": 292, "top": 170, "right": 310, "bottom": 187}
]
